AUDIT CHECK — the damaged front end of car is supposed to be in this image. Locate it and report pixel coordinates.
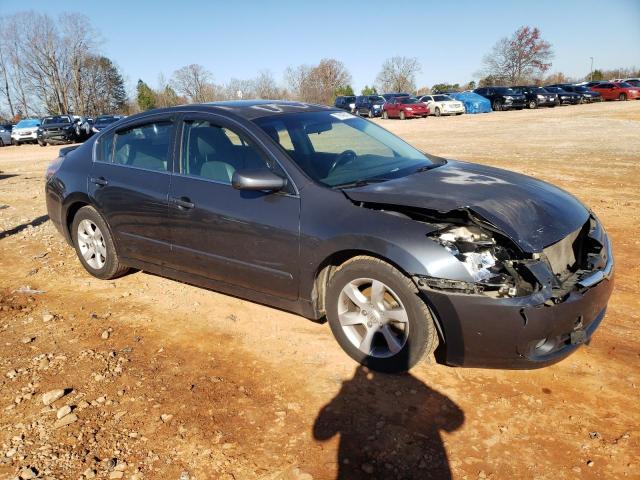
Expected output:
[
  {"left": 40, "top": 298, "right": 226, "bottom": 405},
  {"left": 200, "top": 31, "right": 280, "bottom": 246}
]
[{"left": 358, "top": 201, "right": 614, "bottom": 368}]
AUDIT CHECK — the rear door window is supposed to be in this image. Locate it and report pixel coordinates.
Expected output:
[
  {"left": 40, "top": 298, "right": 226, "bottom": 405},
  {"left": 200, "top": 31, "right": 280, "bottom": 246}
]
[{"left": 113, "top": 121, "right": 174, "bottom": 172}]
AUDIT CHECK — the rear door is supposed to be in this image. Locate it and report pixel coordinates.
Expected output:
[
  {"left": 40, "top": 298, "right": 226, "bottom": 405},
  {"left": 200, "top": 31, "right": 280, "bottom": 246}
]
[
  {"left": 166, "top": 114, "right": 301, "bottom": 300},
  {"left": 89, "top": 115, "right": 176, "bottom": 264}
]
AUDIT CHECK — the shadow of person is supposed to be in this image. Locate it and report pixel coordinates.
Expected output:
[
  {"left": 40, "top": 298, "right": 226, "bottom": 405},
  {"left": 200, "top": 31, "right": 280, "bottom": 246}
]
[{"left": 313, "top": 365, "right": 464, "bottom": 479}]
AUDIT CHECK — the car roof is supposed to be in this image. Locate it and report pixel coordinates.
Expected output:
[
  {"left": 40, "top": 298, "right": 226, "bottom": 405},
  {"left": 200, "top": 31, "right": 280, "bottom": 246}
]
[{"left": 124, "top": 100, "right": 336, "bottom": 122}]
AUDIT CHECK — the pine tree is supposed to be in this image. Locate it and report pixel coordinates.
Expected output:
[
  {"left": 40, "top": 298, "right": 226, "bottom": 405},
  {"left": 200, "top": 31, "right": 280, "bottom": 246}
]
[{"left": 137, "top": 79, "right": 156, "bottom": 111}]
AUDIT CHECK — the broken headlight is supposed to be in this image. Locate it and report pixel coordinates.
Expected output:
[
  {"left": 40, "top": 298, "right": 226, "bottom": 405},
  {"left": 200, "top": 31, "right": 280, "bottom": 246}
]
[{"left": 432, "top": 225, "right": 517, "bottom": 297}]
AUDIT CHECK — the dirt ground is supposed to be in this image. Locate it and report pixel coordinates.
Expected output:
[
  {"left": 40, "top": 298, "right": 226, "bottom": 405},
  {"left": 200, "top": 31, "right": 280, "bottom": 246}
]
[{"left": 0, "top": 101, "right": 639, "bottom": 480}]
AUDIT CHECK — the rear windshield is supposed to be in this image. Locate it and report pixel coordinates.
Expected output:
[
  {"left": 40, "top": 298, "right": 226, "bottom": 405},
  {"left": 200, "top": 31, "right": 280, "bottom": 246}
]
[
  {"left": 399, "top": 98, "right": 419, "bottom": 104},
  {"left": 495, "top": 87, "right": 517, "bottom": 94},
  {"left": 617, "top": 82, "right": 632, "bottom": 88}
]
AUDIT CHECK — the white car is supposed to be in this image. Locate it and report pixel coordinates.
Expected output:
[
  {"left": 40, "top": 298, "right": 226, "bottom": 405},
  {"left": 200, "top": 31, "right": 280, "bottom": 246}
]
[
  {"left": 418, "top": 94, "right": 465, "bottom": 116},
  {"left": 11, "top": 118, "right": 41, "bottom": 145}
]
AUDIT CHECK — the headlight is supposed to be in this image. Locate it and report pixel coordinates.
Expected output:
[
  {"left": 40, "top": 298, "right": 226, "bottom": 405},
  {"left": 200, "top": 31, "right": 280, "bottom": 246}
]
[
  {"left": 537, "top": 95, "right": 545, "bottom": 99},
  {"left": 504, "top": 96, "right": 513, "bottom": 100},
  {"left": 405, "top": 107, "right": 413, "bottom": 111},
  {"left": 431, "top": 225, "right": 518, "bottom": 297}
]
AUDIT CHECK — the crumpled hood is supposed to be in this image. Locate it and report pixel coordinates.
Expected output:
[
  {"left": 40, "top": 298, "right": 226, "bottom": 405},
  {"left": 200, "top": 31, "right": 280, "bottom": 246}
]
[{"left": 344, "top": 160, "right": 590, "bottom": 253}]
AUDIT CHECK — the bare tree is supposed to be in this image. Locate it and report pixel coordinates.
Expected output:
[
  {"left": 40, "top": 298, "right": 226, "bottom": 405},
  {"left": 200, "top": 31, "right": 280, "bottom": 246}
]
[
  {"left": 481, "top": 26, "right": 553, "bottom": 84},
  {"left": 375, "top": 56, "right": 420, "bottom": 93},
  {"left": 253, "top": 70, "right": 281, "bottom": 99},
  {"left": 285, "top": 58, "right": 351, "bottom": 104},
  {"left": 171, "top": 64, "right": 216, "bottom": 103},
  {"left": 222, "top": 78, "right": 255, "bottom": 100},
  {"left": 0, "top": 27, "right": 14, "bottom": 118}
]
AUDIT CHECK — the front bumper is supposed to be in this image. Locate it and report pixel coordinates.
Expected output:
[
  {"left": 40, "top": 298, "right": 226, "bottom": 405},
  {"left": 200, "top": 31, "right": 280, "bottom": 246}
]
[
  {"left": 417, "top": 234, "right": 614, "bottom": 369},
  {"left": 405, "top": 110, "right": 429, "bottom": 117},
  {"left": 38, "top": 129, "right": 75, "bottom": 144},
  {"left": 12, "top": 131, "right": 37, "bottom": 142}
]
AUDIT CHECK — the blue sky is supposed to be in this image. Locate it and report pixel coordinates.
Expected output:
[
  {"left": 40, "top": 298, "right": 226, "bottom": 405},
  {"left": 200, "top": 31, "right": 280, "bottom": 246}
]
[{"left": 1, "top": 0, "right": 639, "bottom": 93}]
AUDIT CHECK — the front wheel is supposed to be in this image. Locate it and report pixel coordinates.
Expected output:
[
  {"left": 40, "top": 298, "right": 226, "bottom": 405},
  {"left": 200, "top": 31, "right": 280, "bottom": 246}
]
[
  {"left": 434, "top": 107, "right": 441, "bottom": 117},
  {"left": 368, "top": 109, "right": 374, "bottom": 118},
  {"left": 399, "top": 110, "right": 406, "bottom": 120},
  {"left": 528, "top": 100, "right": 537, "bottom": 109},
  {"left": 38, "top": 140, "right": 46, "bottom": 147},
  {"left": 71, "top": 206, "right": 130, "bottom": 280},
  {"left": 619, "top": 93, "right": 627, "bottom": 101},
  {"left": 326, "top": 256, "right": 438, "bottom": 373},
  {"left": 382, "top": 110, "right": 389, "bottom": 120},
  {"left": 492, "top": 99, "right": 503, "bottom": 111}
]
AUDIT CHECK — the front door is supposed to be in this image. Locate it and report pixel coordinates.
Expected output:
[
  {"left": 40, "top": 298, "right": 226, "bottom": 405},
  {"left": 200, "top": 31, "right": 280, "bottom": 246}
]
[
  {"left": 89, "top": 117, "right": 175, "bottom": 264},
  {"left": 166, "top": 114, "right": 301, "bottom": 300}
]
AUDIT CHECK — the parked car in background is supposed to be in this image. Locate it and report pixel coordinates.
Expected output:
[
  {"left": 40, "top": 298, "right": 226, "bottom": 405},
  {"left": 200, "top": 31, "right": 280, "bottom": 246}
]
[
  {"left": 418, "top": 94, "right": 465, "bottom": 116},
  {"left": 550, "top": 84, "right": 602, "bottom": 103},
  {"left": 473, "top": 87, "right": 526, "bottom": 111},
  {"left": 510, "top": 86, "right": 557, "bottom": 109},
  {"left": 73, "top": 116, "right": 93, "bottom": 138},
  {"left": 0, "top": 125, "right": 11, "bottom": 146},
  {"left": 354, "top": 95, "right": 386, "bottom": 117},
  {"left": 37, "top": 115, "right": 89, "bottom": 146},
  {"left": 44, "top": 100, "right": 614, "bottom": 372},
  {"left": 542, "top": 86, "right": 581, "bottom": 105},
  {"left": 11, "top": 118, "right": 41, "bottom": 145},
  {"left": 447, "top": 92, "right": 492, "bottom": 114},
  {"left": 623, "top": 78, "right": 640, "bottom": 88},
  {"left": 382, "top": 97, "right": 429, "bottom": 119},
  {"left": 334, "top": 96, "right": 356, "bottom": 112},
  {"left": 582, "top": 81, "right": 605, "bottom": 88},
  {"left": 91, "top": 115, "right": 123, "bottom": 133},
  {"left": 589, "top": 82, "right": 640, "bottom": 101}
]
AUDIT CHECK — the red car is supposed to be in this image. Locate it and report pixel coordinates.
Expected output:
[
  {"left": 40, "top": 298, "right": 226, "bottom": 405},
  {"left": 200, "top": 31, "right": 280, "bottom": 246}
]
[
  {"left": 590, "top": 82, "right": 640, "bottom": 101},
  {"left": 382, "top": 97, "right": 430, "bottom": 119}
]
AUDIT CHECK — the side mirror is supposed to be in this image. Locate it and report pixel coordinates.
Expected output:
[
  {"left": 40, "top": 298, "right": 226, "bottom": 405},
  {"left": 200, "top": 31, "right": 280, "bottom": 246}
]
[{"left": 232, "top": 169, "right": 286, "bottom": 192}]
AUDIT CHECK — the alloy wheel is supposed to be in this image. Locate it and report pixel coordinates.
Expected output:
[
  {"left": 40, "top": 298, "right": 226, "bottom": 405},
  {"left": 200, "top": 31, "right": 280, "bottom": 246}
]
[
  {"left": 337, "top": 278, "right": 409, "bottom": 358},
  {"left": 77, "top": 219, "right": 107, "bottom": 269}
]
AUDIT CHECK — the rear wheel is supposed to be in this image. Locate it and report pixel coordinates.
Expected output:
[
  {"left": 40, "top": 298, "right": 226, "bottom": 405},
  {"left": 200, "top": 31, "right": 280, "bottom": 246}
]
[
  {"left": 326, "top": 256, "right": 438, "bottom": 373},
  {"left": 71, "top": 206, "right": 129, "bottom": 280},
  {"left": 38, "top": 139, "right": 46, "bottom": 147},
  {"left": 399, "top": 110, "right": 406, "bottom": 120},
  {"left": 0, "top": 139, "right": 4, "bottom": 147},
  {"left": 619, "top": 93, "right": 627, "bottom": 101},
  {"left": 492, "top": 99, "right": 503, "bottom": 111}
]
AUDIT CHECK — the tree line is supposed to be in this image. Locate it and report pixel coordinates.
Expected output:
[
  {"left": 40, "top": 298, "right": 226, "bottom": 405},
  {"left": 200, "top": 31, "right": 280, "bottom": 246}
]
[
  {"left": 0, "top": 12, "right": 127, "bottom": 121},
  {"left": 1, "top": 14, "right": 638, "bottom": 120}
]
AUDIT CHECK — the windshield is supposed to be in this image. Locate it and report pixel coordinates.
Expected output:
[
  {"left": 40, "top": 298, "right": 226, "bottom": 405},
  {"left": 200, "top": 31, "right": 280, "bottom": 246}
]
[
  {"left": 43, "top": 116, "right": 71, "bottom": 125},
  {"left": 433, "top": 95, "right": 453, "bottom": 101},
  {"left": 530, "top": 87, "right": 548, "bottom": 94},
  {"left": 399, "top": 98, "right": 419, "bottom": 104},
  {"left": 15, "top": 119, "right": 40, "bottom": 128},
  {"left": 254, "top": 111, "right": 439, "bottom": 188},
  {"left": 370, "top": 96, "right": 385, "bottom": 104},
  {"left": 495, "top": 87, "right": 517, "bottom": 94},
  {"left": 545, "top": 87, "right": 564, "bottom": 93}
]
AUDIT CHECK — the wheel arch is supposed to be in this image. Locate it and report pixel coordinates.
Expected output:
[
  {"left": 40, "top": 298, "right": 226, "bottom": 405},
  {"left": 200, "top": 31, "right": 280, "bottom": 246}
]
[{"left": 311, "top": 248, "right": 446, "bottom": 343}]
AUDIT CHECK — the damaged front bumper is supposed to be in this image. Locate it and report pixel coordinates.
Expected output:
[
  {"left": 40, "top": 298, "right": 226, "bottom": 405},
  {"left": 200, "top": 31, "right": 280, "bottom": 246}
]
[{"left": 414, "top": 229, "right": 614, "bottom": 369}]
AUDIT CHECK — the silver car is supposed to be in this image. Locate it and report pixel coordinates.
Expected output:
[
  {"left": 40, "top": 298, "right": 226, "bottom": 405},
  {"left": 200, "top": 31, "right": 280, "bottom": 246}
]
[{"left": 11, "top": 118, "right": 41, "bottom": 145}]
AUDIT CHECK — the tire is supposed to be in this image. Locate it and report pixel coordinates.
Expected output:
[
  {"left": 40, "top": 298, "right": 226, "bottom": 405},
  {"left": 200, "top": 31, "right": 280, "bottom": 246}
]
[
  {"left": 382, "top": 110, "right": 389, "bottom": 120},
  {"left": 528, "top": 100, "right": 537, "bottom": 109},
  {"left": 71, "top": 206, "right": 129, "bottom": 280},
  {"left": 434, "top": 107, "right": 441, "bottom": 117},
  {"left": 368, "top": 109, "right": 374, "bottom": 118},
  {"left": 399, "top": 110, "right": 406, "bottom": 120},
  {"left": 38, "top": 140, "right": 46, "bottom": 147},
  {"left": 0, "top": 139, "right": 4, "bottom": 147},
  {"left": 619, "top": 93, "right": 627, "bottom": 101},
  {"left": 492, "top": 99, "right": 503, "bottom": 111},
  {"left": 325, "top": 256, "right": 438, "bottom": 373}
]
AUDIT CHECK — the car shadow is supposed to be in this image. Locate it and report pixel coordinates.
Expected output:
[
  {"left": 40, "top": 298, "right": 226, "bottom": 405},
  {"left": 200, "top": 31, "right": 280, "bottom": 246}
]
[
  {"left": 0, "top": 215, "right": 49, "bottom": 240},
  {"left": 313, "top": 365, "right": 464, "bottom": 479},
  {"left": 0, "top": 173, "right": 19, "bottom": 181}
]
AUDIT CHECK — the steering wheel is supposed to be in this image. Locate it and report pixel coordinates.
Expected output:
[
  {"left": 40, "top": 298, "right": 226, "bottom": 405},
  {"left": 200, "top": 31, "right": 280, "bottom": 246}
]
[{"left": 328, "top": 149, "right": 357, "bottom": 175}]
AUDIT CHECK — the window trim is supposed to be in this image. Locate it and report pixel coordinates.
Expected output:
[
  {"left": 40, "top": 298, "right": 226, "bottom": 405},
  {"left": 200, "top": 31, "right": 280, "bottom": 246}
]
[
  {"left": 92, "top": 113, "right": 179, "bottom": 174},
  {"left": 175, "top": 112, "right": 299, "bottom": 197}
]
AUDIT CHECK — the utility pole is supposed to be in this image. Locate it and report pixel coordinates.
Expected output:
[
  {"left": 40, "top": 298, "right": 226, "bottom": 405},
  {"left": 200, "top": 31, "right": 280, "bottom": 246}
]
[{"left": 590, "top": 57, "right": 594, "bottom": 81}]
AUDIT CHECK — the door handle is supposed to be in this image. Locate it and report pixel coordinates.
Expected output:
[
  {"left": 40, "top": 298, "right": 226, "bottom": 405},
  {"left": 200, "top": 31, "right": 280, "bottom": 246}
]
[
  {"left": 90, "top": 176, "right": 108, "bottom": 187},
  {"left": 170, "top": 196, "right": 195, "bottom": 210}
]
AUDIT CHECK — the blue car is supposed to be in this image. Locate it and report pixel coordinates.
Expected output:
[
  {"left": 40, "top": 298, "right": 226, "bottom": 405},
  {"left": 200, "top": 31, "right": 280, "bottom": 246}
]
[{"left": 447, "top": 92, "right": 492, "bottom": 114}]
